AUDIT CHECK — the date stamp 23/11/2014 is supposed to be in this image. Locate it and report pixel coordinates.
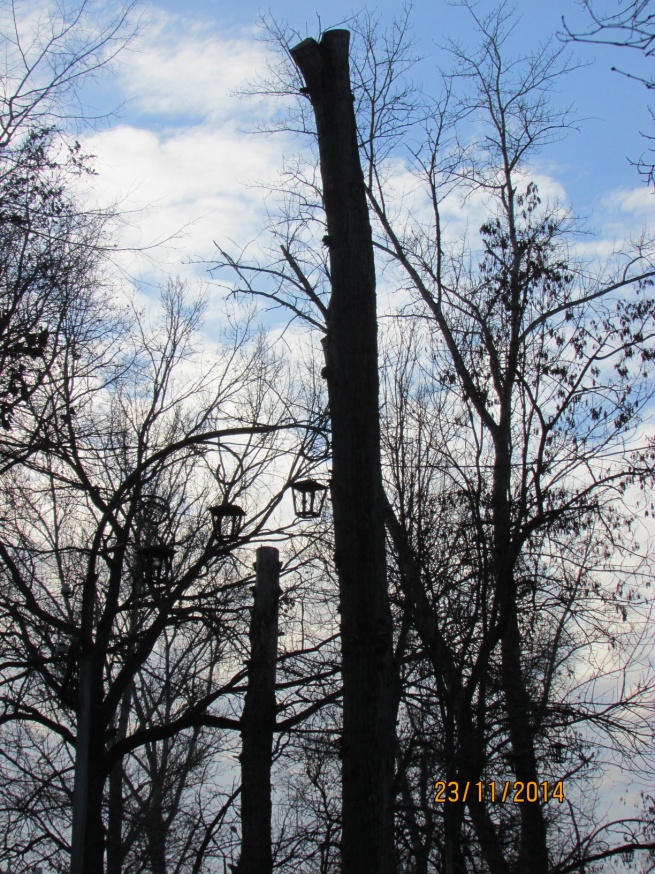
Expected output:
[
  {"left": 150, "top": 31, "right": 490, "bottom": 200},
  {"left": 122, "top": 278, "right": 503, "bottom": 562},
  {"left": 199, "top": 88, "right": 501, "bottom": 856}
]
[{"left": 434, "top": 780, "right": 564, "bottom": 804}]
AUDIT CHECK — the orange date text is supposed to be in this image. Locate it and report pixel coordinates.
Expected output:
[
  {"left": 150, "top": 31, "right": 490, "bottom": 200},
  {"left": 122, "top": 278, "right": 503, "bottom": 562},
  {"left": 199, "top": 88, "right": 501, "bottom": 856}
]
[{"left": 433, "top": 780, "right": 564, "bottom": 804}]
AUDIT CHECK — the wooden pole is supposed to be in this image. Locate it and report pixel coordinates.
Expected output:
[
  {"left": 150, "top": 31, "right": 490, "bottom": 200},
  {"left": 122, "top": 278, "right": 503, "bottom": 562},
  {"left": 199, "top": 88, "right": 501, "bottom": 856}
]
[{"left": 238, "top": 546, "right": 280, "bottom": 874}]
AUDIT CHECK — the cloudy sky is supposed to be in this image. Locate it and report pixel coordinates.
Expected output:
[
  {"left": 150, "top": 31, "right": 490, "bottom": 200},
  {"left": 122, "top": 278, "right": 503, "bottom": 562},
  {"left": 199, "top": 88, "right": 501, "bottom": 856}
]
[
  {"left": 70, "top": 0, "right": 652, "bottom": 300},
  {"left": 7, "top": 0, "right": 651, "bottom": 827},
  {"left": 76, "top": 0, "right": 650, "bottom": 816}
]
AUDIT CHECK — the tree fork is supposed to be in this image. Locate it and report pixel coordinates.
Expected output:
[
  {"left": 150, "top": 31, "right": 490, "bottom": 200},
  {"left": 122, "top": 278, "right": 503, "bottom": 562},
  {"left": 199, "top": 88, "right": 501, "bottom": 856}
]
[{"left": 290, "top": 30, "right": 395, "bottom": 873}]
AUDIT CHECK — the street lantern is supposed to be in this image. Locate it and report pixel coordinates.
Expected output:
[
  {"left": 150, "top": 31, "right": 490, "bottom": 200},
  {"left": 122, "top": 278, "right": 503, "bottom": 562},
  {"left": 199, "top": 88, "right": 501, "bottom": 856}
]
[
  {"left": 291, "top": 479, "right": 328, "bottom": 518},
  {"left": 549, "top": 741, "right": 566, "bottom": 764},
  {"left": 137, "top": 544, "right": 175, "bottom": 586},
  {"left": 621, "top": 849, "right": 634, "bottom": 863},
  {"left": 209, "top": 502, "right": 246, "bottom": 543},
  {"left": 61, "top": 582, "right": 72, "bottom": 598}
]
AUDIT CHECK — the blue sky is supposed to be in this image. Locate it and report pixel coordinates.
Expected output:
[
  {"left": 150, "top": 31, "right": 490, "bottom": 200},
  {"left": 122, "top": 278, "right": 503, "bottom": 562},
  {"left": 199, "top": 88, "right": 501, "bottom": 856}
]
[
  {"left": 73, "top": 0, "right": 652, "bottom": 292},
  {"left": 83, "top": 0, "right": 652, "bottom": 801},
  {"left": 11, "top": 0, "right": 651, "bottom": 829},
  {"left": 144, "top": 0, "right": 650, "bottom": 208}
]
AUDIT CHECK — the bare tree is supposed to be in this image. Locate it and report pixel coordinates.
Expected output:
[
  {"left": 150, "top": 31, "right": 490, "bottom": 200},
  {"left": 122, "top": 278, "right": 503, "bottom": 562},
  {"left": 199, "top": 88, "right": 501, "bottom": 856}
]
[
  {"left": 0, "top": 0, "right": 138, "bottom": 454},
  {"left": 381, "top": 314, "right": 655, "bottom": 872},
  {"left": 0, "top": 279, "right": 320, "bottom": 871},
  {"left": 0, "top": 0, "right": 138, "bottom": 146},
  {"left": 0, "top": 127, "right": 111, "bottom": 443},
  {"left": 364, "top": 5, "right": 655, "bottom": 871}
]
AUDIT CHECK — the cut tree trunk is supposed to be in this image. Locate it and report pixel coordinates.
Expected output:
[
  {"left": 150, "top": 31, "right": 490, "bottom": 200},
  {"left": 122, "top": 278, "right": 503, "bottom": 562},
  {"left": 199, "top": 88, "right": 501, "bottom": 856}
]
[
  {"left": 290, "top": 30, "right": 395, "bottom": 874},
  {"left": 237, "top": 546, "right": 280, "bottom": 874}
]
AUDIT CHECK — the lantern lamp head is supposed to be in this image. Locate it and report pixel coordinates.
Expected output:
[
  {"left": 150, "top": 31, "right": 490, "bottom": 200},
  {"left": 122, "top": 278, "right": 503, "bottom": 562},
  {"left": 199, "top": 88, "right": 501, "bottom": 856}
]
[
  {"left": 292, "top": 479, "right": 328, "bottom": 519},
  {"left": 548, "top": 741, "right": 566, "bottom": 764},
  {"left": 621, "top": 849, "right": 634, "bottom": 863},
  {"left": 137, "top": 544, "right": 175, "bottom": 585},
  {"left": 209, "top": 502, "right": 246, "bottom": 543}
]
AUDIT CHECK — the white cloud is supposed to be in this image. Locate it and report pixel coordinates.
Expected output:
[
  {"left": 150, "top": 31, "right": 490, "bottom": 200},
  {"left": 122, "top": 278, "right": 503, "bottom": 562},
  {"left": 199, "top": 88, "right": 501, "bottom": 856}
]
[
  {"left": 115, "top": 7, "right": 275, "bottom": 124},
  {"left": 83, "top": 122, "right": 283, "bottom": 232},
  {"left": 76, "top": 2, "right": 652, "bottom": 333},
  {"left": 588, "top": 185, "right": 654, "bottom": 248},
  {"left": 605, "top": 186, "right": 654, "bottom": 219},
  {"left": 76, "top": 7, "right": 299, "bottom": 287}
]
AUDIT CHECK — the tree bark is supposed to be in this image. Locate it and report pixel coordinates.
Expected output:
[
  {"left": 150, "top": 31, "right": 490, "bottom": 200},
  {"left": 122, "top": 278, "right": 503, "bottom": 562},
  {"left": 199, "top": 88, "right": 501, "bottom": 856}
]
[
  {"left": 290, "top": 30, "right": 395, "bottom": 874},
  {"left": 106, "top": 686, "right": 132, "bottom": 874},
  {"left": 82, "top": 710, "right": 107, "bottom": 872},
  {"left": 493, "top": 436, "right": 549, "bottom": 874},
  {"left": 71, "top": 620, "right": 107, "bottom": 872},
  {"left": 237, "top": 546, "right": 280, "bottom": 874}
]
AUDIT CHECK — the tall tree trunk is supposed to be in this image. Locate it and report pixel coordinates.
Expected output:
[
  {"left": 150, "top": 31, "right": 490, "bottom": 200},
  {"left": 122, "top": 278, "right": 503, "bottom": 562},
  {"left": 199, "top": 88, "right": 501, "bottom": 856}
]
[
  {"left": 146, "top": 778, "right": 168, "bottom": 874},
  {"left": 71, "top": 646, "right": 107, "bottom": 873},
  {"left": 290, "top": 30, "right": 395, "bottom": 874},
  {"left": 70, "top": 655, "right": 93, "bottom": 874},
  {"left": 501, "top": 610, "right": 550, "bottom": 874},
  {"left": 237, "top": 546, "right": 280, "bottom": 874},
  {"left": 106, "top": 665, "right": 135, "bottom": 873},
  {"left": 493, "top": 436, "right": 549, "bottom": 874},
  {"left": 83, "top": 722, "right": 107, "bottom": 872},
  {"left": 106, "top": 701, "right": 129, "bottom": 873}
]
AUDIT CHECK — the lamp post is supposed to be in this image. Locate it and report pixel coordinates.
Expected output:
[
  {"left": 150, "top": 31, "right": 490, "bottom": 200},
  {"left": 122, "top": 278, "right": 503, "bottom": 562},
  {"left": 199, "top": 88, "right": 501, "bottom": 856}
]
[{"left": 70, "top": 493, "right": 179, "bottom": 874}]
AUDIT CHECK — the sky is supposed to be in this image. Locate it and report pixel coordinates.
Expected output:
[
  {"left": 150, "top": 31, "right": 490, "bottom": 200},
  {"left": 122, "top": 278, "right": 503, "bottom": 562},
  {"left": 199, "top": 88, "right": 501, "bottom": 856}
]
[
  {"left": 71, "top": 0, "right": 655, "bottom": 833},
  {"left": 70, "top": 0, "right": 653, "bottom": 301},
  {"left": 8, "top": 0, "right": 653, "bottom": 847}
]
